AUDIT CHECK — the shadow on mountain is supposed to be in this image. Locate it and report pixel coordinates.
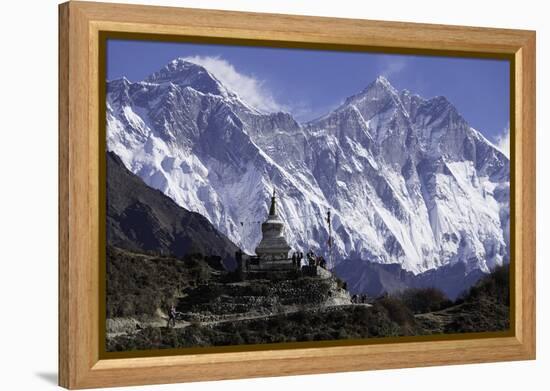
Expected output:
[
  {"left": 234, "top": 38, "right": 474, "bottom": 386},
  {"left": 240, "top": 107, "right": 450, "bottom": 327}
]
[{"left": 107, "top": 151, "right": 238, "bottom": 268}]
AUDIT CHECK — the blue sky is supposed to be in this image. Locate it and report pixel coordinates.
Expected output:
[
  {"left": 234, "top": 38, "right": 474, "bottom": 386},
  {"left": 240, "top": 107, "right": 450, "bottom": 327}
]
[{"left": 107, "top": 39, "right": 510, "bottom": 152}]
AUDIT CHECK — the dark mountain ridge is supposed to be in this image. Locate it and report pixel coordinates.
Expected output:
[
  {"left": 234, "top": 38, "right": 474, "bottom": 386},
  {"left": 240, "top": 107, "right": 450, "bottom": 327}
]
[
  {"left": 107, "top": 151, "right": 239, "bottom": 264},
  {"left": 333, "top": 259, "right": 486, "bottom": 300}
]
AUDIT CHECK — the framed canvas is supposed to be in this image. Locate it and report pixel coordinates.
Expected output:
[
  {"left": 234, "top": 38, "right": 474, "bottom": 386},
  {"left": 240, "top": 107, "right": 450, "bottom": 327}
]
[{"left": 58, "top": 1, "right": 536, "bottom": 389}]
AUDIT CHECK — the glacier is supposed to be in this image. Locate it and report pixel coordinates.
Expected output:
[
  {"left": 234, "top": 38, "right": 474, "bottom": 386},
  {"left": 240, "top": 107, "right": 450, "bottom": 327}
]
[{"left": 106, "top": 58, "right": 510, "bottom": 276}]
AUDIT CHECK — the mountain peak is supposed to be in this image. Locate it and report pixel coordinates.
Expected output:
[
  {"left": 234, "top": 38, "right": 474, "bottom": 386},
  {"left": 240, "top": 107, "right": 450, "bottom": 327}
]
[
  {"left": 339, "top": 75, "right": 400, "bottom": 111},
  {"left": 352, "top": 75, "right": 399, "bottom": 99},
  {"left": 369, "top": 75, "right": 399, "bottom": 94},
  {"left": 147, "top": 58, "right": 204, "bottom": 79},
  {"left": 166, "top": 58, "right": 205, "bottom": 73},
  {"left": 146, "top": 58, "right": 233, "bottom": 98},
  {"left": 374, "top": 75, "right": 392, "bottom": 86},
  {"left": 108, "top": 76, "right": 131, "bottom": 87}
]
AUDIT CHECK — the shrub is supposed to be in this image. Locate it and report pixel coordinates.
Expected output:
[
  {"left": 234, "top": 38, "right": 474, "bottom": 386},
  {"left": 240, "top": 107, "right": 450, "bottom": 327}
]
[
  {"left": 398, "top": 287, "right": 452, "bottom": 314},
  {"left": 443, "top": 265, "right": 510, "bottom": 333},
  {"left": 106, "top": 246, "right": 214, "bottom": 318},
  {"left": 461, "top": 264, "right": 509, "bottom": 306},
  {"left": 374, "top": 296, "right": 416, "bottom": 326}
]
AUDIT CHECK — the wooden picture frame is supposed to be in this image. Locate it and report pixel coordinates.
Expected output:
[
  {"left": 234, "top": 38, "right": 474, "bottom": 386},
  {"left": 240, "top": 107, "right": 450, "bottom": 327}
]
[{"left": 58, "top": 1, "right": 536, "bottom": 389}]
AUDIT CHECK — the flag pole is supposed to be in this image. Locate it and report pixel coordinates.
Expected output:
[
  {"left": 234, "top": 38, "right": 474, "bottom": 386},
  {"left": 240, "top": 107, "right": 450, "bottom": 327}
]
[{"left": 327, "top": 209, "right": 332, "bottom": 269}]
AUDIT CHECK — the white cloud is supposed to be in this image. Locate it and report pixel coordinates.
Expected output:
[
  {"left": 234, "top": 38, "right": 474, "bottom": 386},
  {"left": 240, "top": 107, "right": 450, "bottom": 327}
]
[
  {"left": 378, "top": 56, "right": 407, "bottom": 78},
  {"left": 494, "top": 124, "right": 510, "bottom": 158},
  {"left": 182, "top": 55, "right": 287, "bottom": 113}
]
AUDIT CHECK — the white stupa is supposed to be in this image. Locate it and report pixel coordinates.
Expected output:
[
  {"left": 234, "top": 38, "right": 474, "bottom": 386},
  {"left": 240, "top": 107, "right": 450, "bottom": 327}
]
[{"left": 255, "top": 189, "right": 292, "bottom": 263}]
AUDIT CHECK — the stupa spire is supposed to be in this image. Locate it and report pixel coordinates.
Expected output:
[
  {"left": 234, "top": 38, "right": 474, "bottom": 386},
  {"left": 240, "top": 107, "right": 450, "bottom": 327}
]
[{"left": 269, "top": 188, "right": 277, "bottom": 216}]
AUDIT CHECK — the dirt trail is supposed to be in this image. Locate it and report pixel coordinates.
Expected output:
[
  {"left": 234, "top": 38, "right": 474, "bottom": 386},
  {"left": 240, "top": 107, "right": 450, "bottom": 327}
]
[
  {"left": 107, "top": 303, "right": 372, "bottom": 338},
  {"left": 190, "top": 302, "right": 372, "bottom": 327}
]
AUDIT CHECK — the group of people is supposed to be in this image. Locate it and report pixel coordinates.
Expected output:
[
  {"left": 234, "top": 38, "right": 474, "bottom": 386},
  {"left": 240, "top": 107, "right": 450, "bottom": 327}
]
[
  {"left": 290, "top": 251, "right": 304, "bottom": 268},
  {"left": 306, "top": 249, "right": 328, "bottom": 269},
  {"left": 237, "top": 248, "right": 329, "bottom": 271},
  {"left": 291, "top": 250, "right": 327, "bottom": 269},
  {"left": 351, "top": 294, "right": 368, "bottom": 304}
]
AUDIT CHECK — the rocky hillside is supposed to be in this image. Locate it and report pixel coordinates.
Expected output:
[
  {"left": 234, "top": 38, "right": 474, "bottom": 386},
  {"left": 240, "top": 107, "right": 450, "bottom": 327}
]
[
  {"left": 106, "top": 245, "right": 218, "bottom": 319},
  {"left": 107, "top": 264, "right": 510, "bottom": 352},
  {"left": 106, "top": 248, "right": 357, "bottom": 351}
]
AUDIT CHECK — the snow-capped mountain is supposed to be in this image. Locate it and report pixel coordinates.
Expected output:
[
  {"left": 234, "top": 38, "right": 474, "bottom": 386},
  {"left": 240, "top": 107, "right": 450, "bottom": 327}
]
[{"left": 106, "top": 57, "right": 509, "bottom": 275}]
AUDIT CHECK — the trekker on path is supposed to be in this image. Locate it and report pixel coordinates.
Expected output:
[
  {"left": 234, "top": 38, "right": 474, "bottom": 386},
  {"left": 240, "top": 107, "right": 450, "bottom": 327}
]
[{"left": 167, "top": 305, "right": 177, "bottom": 328}]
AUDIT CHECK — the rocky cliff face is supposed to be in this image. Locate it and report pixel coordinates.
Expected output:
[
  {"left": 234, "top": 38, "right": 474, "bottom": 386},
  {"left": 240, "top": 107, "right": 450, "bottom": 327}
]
[{"left": 106, "top": 58, "right": 509, "bottom": 278}]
